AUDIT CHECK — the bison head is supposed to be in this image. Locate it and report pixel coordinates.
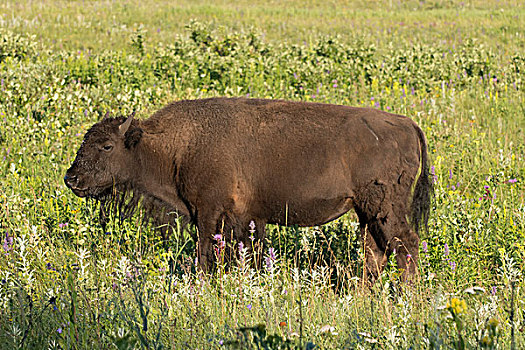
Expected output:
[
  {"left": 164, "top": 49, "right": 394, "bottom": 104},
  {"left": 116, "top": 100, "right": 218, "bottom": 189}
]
[{"left": 64, "top": 113, "right": 143, "bottom": 198}]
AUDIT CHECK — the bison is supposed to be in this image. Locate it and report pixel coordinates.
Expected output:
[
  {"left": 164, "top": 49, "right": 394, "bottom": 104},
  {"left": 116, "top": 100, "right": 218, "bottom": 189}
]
[{"left": 64, "top": 97, "right": 432, "bottom": 281}]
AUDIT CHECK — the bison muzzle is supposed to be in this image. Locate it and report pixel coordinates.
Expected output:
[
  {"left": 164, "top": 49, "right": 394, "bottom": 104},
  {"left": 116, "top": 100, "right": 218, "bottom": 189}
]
[{"left": 65, "top": 97, "right": 432, "bottom": 281}]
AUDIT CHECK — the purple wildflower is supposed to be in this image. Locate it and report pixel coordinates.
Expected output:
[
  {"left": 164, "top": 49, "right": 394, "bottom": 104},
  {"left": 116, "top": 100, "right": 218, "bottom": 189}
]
[
  {"left": 268, "top": 247, "right": 276, "bottom": 260},
  {"left": 213, "top": 234, "right": 222, "bottom": 241},
  {"left": 449, "top": 261, "right": 456, "bottom": 271},
  {"left": 3, "top": 232, "right": 13, "bottom": 253},
  {"left": 247, "top": 304, "right": 252, "bottom": 311},
  {"left": 57, "top": 327, "right": 62, "bottom": 334},
  {"left": 444, "top": 243, "right": 449, "bottom": 257},
  {"left": 265, "top": 247, "right": 277, "bottom": 271},
  {"left": 449, "top": 169, "right": 453, "bottom": 179},
  {"left": 422, "top": 241, "right": 428, "bottom": 253},
  {"left": 491, "top": 286, "right": 497, "bottom": 296},
  {"left": 58, "top": 223, "right": 68, "bottom": 229},
  {"left": 508, "top": 178, "right": 517, "bottom": 184}
]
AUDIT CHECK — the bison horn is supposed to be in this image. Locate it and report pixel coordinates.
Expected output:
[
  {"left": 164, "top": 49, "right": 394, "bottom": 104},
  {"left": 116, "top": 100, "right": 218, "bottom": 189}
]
[{"left": 119, "top": 112, "right": 135, "bottom": 135}]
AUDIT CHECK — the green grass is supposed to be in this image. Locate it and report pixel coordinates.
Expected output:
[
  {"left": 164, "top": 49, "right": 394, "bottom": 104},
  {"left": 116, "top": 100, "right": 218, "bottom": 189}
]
[{"left": 0, "top": 0, "right": 524, "bottom": 348}]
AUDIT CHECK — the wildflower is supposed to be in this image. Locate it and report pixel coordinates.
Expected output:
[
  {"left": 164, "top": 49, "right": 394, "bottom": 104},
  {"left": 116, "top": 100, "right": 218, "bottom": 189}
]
[
  {"left": 319, "top": 325, "right": 338, "bottom": 335},
  {"left": 3, "top": 231, "right": 13, "bottom": 253},
  {"left": 430, "top": 165, "right": 438, "bottom": 183},
  {"left": 464, "top": 286, "right": 485, "bottom": 295},
  {"left": 213, "top": 234, "right": 225, "bottom": 255},
  {"left": 58, "top": 222, "right": 68, "bottom": 229},
  {"left": 238, "top": 241, "right": 244, "bottom": 253},
  {"left": 279, "top": 321, "right": 287, "bottom": 327},
  {"left": 268, "top": 247, "right": 276, "bottom": 260},
  {"left": 57, "top": 327, "right": 62, "bottom": 334},
  {"left": 449, "top": 261, "right": 456, "bottom": 271},
  {"left": 488, "top": 317, "right": 498, "bottom": 328},
  {"left": 508, "top": 178, "right": 517, "bottom": 183},
  {"left": 481, "top": 335, "right": 491, "bottom": 347},
  {"left": 265, "top": 247, "right": 277, "bottom": 271},
  {"left": 491, "top": 286, "right": 497, "bottom": 296},
  {"left": 447, "top": 297, "right": 467, "bottom": 315},
  {"left": 248, "top": 220, "right": 256, "bottom": 240},
  {"left": 444, "top": 243, "right": 449, "bottom": 257},
  {"left": 407, "top": 254, "right": 412, "bottom": 262},
  {"left": 449, "top": 169, "right": 453, "bottom": 179},
  {"left": 247, "top": 304, "right": 252, "bottom": 311}
]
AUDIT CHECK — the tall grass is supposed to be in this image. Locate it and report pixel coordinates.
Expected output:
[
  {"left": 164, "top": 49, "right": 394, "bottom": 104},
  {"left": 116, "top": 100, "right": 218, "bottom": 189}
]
[{"left": 0, "top": 1, "right": 524, "bottom": 348}]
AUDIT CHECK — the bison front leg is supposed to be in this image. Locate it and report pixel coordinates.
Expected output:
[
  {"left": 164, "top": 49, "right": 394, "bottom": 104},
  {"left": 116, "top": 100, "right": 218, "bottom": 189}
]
[
  {"left": 195, "top": 210, "right": 224, "bottom": 272},
  {"left": 362, "top": 222, "right": 389, "bottom": 284}
]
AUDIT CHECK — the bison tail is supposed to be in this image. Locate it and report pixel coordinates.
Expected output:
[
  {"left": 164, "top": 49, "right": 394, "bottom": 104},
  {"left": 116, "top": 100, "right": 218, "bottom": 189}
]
[{"left": 410, "top": 124, "right": 433, "bottom": 234}]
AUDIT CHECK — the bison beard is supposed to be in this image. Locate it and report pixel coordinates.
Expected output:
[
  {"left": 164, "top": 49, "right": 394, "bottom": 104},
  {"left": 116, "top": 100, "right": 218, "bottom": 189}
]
[
  {"left": 96, "top": 183, "right": 191, "bottom": 241},
  {"left": 65, "top": 97, "right": 432, "bottom": 282}
]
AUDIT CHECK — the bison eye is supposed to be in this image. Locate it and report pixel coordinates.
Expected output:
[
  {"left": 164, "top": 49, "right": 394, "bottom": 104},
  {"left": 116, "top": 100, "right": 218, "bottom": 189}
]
[{"left": 101, "top": 144, "right": 114, "bottom": 152}]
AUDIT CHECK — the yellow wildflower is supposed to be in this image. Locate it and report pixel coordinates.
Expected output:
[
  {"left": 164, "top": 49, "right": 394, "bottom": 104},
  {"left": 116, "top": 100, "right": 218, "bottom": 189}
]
[
  {"left": 480, "top": 335, "right": 492, "bottom": 347},
  {"left": 488, "top": 317, "right": 498, "bottom": 328},
  {"left": 447, "top": 297, "right": 467, "bottom": 315}
]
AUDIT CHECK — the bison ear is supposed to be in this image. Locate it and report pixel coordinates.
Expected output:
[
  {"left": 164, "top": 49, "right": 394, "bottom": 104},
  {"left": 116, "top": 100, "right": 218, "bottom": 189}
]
[
  {"left": 124, "top": 127, "right": 143, "bottom": 149},
  {"left": 119, "top": 112, "right": 135, "bottom": 136}
]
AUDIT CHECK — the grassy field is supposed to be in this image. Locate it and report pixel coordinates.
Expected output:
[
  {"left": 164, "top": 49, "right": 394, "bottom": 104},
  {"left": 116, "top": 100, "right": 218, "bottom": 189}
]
[{"left": 0, "top": 0, "right": 524, "bottom": 348}]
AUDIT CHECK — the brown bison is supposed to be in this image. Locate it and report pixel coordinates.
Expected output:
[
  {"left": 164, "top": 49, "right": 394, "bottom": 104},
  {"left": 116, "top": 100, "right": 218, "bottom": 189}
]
[{"left": 64, "top": 97, "right": 431, "bottom": 280}]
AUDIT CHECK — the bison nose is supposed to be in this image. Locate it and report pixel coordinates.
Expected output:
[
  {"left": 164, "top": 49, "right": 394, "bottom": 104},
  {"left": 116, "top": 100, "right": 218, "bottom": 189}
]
[{"left": 64, "top": 174, "right": 78, "bottom": 187}]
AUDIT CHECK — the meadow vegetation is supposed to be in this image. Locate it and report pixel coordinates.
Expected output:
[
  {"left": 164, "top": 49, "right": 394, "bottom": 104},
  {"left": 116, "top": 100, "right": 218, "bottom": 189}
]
[{"left": 0, "top": 0, "right": 524, "bottom": 348}]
